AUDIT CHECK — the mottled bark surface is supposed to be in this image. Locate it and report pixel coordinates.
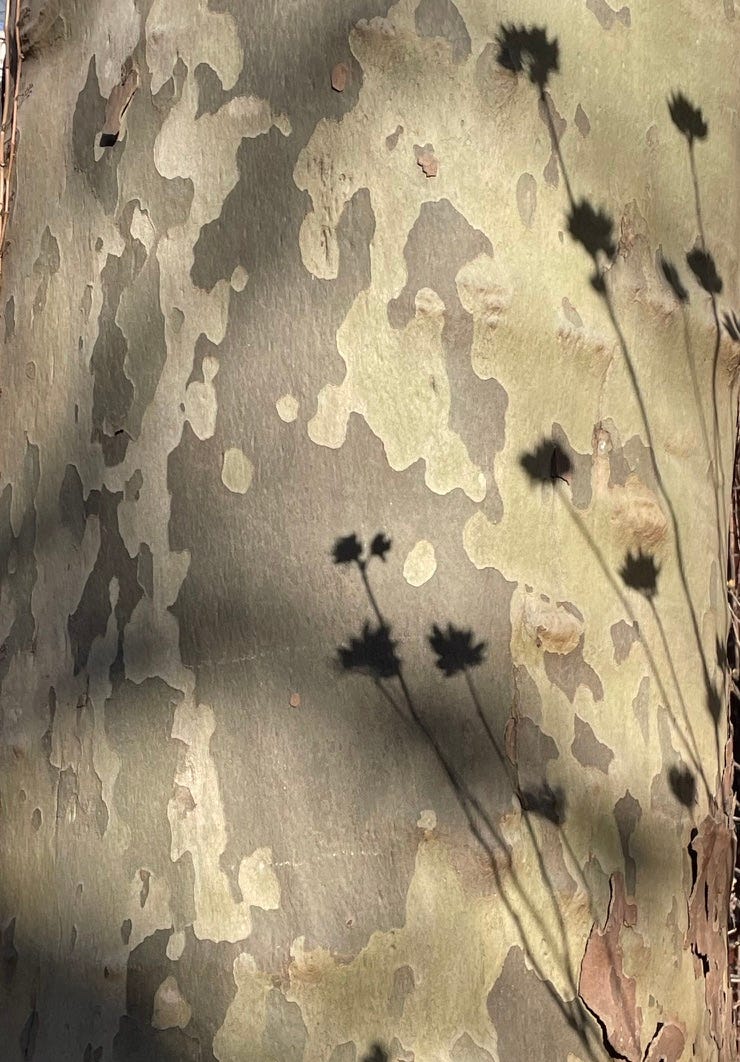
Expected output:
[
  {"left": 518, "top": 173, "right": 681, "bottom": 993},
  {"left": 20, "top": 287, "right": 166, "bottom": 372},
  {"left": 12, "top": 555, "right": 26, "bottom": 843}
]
[{"left": 0, "top": 1, "right": 738, "bottom": 1060}]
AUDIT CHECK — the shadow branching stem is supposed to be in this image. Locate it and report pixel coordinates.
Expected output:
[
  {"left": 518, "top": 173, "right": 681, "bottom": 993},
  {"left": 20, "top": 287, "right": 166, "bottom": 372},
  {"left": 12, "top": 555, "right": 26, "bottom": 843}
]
[
  {"left": 554, "top": 484, "right": 712, "bottom": 801},
  {"left": 343, "top": 549, "right": 598, "bottom": 1058}
]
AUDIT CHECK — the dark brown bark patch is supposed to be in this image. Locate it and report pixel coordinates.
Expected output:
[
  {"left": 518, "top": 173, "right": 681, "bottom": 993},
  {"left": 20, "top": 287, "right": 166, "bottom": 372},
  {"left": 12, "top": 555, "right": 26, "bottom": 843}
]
[
  {"left": 579, "top": 871, "right": 642, "bottom": 1060},
  {"left": 687, "top": 812, "right": 734, "bottom": 1056}
]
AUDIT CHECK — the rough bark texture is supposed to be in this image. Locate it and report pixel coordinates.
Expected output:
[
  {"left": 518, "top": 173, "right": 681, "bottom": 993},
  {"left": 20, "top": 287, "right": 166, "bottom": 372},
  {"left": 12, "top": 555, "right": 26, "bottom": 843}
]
[{"left": 0, "top": 1, "right": 738, "bottom": 1060}]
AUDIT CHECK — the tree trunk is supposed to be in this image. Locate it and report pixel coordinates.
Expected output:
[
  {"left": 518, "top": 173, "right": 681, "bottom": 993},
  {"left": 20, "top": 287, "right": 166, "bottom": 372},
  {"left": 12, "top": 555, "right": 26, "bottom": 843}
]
[{"left": 1, "top": 1, "right": 738, "bottom": 1060}]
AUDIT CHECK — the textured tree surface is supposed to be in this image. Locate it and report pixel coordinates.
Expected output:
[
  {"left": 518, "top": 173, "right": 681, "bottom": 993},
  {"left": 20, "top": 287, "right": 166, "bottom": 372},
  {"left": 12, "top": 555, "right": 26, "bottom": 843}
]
[{"left": 0, "top": 1, "right": 738, "bottom": 1060}]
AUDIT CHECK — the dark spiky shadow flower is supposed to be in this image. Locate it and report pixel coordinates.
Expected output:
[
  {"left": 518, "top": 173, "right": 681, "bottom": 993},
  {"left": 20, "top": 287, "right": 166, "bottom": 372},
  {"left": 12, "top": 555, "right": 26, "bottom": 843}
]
[
  {"left": 706, "top": 681, "right": 722, "bottom": 724},
  {"left": 520, "top": 439, "right": 572, "bottom": 485},
  {"left": 333, "top": 533, "right": 364, "bottom": 566},
  {"left": 518, "top": 783, "right": 565, "bottom": 825},
  {"left": 567, "top": 199, "right": 616, "bottom": 262},
  {"left": 370, "top": 532, "right": 391, "bottom": 562},
  {"left": 659, "top": 256, "right": 689, "bottom": 304},
  {"left": 619, "top": 550, "right": 660, "bottom": 600},
  {"left": 686, "top": 249, "right": 722, "bottom": 295},
  {"left": 362, "top": 1046, "right": 389, "bottom": 1062},
  {"left": 495, "top": 24, "right": 559, "bottom": 90},
  {"left": 428, "top": 623, "right": 486, "bottom": 677},
  {"left": 667, "top": 92, "right": 708, "bottom": 144},
  {"left": 338, "top": 622, "right": 400, "bottom": 679},
  {"left": 723, "top": 311, "right": 740, "bottom": 342},
  {"left": 668, "top": 765, "right": 697, "bottom": 807}
]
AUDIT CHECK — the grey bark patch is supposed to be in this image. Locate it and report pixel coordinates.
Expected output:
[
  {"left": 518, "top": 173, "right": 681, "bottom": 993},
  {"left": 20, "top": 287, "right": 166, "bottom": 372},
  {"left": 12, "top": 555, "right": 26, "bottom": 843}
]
[
  {"left": 611, "top": 619, "right": 639, "bottom": 664},
  {"left": 1, "top": 919, "right": 18, "bottom": 989},
  {"left": 487, "top": 946, "right": 591, "bottom": 1061},
  {"left": 538, "top": 92, "right": 566, "bottom": 189},
  {"left": 114, "top": 928, "right": 240, "bottom": 1062},
  {"left": 386, "top": 124, "right": 403, "bottom": 150},
  {"left": 113, "top": 202, "right": 168, "bottom": 443},
  {"left": 389, "top": 1038, "right": 414, "bottom": 1061},
  {"left": 386, "top": 198, "right": 507, "bottom": 492},
  {"left": 121, "top": 919, "right": 132, "bottom": 945},
  {"left": 571, "top": 715, "right": 613, "bottom": 773},
  {"left": 475, "top": 41, "right": 519, "bottom": 113},
  {"left": 561, "top": 297, "right": 583, "bottom": 328},
  {"left": 89, "top": 200, "right": 167, "bottom": 463},
  {"left": 80, "top": 283, "right": 94, "bottom": 321},
  {"left": 513, "top": 664, "right": 543, "bottom": 724},
  {"left": 632, "top": 675, "right": 650, "bottom": 742},
  {"left": 388, "top": 198, "right": 490, "bottom": 338},
  {"left": 614, "top": 790, "right": 641, "bottom": 895},
  {"left": 33, "top": 225, "right": 60, "bottom": 276},
  {"left": 574, "top": 103, "right": 591, "bottom": 136},
  {"left": 56, "top": 757, "right": 108, "bottom": 840},
  {"left": 725, "top": 0, "right": 736, "bottom": 18},
  {"left": 262, "top": 990, "right": 308, "bottom": 1061},
  {"left": 106, "top": 678, "right": 194, "bottom": 927},
  {"left": 124, "top": 468, "right": 143, "bottom": 503},
  {"left": 194, "top": 62, "right": 227, "bottom": 119},
  {"left": 451, "top": 1032, "right": 494, "bottom": 1061},
  {"left": 4, "top": 296, "right": 14, "bottom": 341},
  {"left": 544, "top": 636, "right": 604, "bottom": 703},
  {"left": 0, "top": 444, "right": 39, "bottom": 687},
  {"left": 586, "top": 0, "right": 631, "bottom": 27},
  {"left": 514, "top": 716, "right": 559, "bottom": 796},
  {"left": 604, "top": 424, "right": 658, "bottom": 495},
  {"left": 543, "top": 151, "right": 559, "bottom": 188},
  {"left": 516, "top": 172, "right": 537, "bottom": 228},
  {"left": 414, "top": 0, "right": 471, "bottom": 62},
  {"left": 90, "top": 253, "right": 135, "bottom": 456},
  {"left": 137, "top": 543, "right": 154, "bottom": 598},
  {"left": 72, "top": 57, "right": 121, "bottom": 215},
  {"left": 329, "top": 1044, "right": 357, "bottom": 1062},
  {"left": 187, "top": 333, "right": 220, "bottom": 387},
  {"left": 207, "top": 0, "right": 393, "bottom": 126},
  {"left": 68, "top": 488, "right": 143, "bottom": 675},
  {"left": 59, "top": 464, "right": 87, "bottom": 547},
  {"left": 32, "top": 227, "right": 60, "bottom": 317},
  {"left": 388, "top": 963, "right": 415, "bottom": 1019}
]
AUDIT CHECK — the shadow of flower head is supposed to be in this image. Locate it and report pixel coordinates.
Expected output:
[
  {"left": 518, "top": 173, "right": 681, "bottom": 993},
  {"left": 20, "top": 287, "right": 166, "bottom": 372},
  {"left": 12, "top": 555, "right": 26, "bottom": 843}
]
[
  {"left": 707, "top": 680, "right": 722, "bottom": 725},
  {"left": 428, "top": 623, "right": 486, "bottom": 677},
  {"left": 338, "top": 622, "right": 400, "bottom": 680},
  {"left": 619, "top": 550, "right": 660, "bottom": 600},
  {"left": 520, "top": 439, "right": 572, "bottom": 485},
  {"left": 362, "top": 1047, "right": 388, "bottom": 1062},
  {"left": 370, "top": 532, "right": 391, "bottom": 562},
  {"left": 668, "top": 92, "right": 708, "bottom": 144},
  {"left": 495, "top": 24, "right": 559, "bottom": 89},
  {"left": 723, "top": 311, "right": 740, "bottom": 343},
  {"left": 659, "top": 256, "right": 689, "bottom": 304},
  {"left": 716, "top": 636, "right": 728, "bottom": 673},
  {"left": 332, "top": 533, "right": 364, "bottom": 566},
  {"left": 567, "top": 199, "right": 616, "bottom": 262},
  {"left": 518, "top": 783, "right": 565, "bottom": 825},
  {"left": 686, "top": 248, "right": 722, "bottom": 295},
  {"left": 668, "top": 765, "right": 697, "bottom": 807}
]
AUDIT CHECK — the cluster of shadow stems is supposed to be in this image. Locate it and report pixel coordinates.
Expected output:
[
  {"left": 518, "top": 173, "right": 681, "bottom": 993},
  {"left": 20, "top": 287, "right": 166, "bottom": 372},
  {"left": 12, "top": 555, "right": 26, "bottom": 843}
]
[{"left": 328, "top": 21, "right": 740, "bottom": 1062}]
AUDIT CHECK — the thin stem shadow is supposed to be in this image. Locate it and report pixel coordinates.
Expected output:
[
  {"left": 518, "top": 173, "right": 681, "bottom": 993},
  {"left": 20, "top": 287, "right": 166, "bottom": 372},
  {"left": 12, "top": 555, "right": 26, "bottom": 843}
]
[{"left": 334, "top": 535, "right": 600, "bottom": 1059}]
